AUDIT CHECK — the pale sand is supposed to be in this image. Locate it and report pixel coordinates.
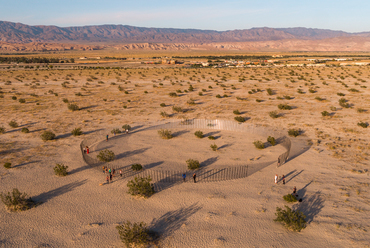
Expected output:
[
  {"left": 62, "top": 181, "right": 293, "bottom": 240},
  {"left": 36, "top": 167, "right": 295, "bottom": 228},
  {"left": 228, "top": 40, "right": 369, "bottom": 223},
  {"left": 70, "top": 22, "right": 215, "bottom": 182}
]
[{"left": 0, "top": 66, "right": 369, "bottom": 247}]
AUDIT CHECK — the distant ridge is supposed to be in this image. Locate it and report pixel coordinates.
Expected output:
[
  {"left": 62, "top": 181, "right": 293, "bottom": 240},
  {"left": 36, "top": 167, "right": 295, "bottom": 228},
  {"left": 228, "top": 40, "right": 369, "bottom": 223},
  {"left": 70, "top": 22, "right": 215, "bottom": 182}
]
[{"left": 1, "top": 21, "right": 370, "bottom": 44}]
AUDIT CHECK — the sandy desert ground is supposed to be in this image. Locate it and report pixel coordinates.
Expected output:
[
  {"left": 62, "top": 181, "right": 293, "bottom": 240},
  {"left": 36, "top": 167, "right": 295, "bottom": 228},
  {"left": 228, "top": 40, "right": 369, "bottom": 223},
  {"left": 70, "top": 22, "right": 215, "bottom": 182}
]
[{"left": 0, "top": 64, "right": 369, "bottom": 247}]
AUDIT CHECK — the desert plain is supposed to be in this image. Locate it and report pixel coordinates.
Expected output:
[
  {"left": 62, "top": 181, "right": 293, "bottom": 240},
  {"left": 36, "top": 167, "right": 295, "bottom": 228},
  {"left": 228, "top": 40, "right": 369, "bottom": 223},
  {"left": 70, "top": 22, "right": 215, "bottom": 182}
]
[{"left": 0, "top": 52, "right": 370, "bottom": 248}]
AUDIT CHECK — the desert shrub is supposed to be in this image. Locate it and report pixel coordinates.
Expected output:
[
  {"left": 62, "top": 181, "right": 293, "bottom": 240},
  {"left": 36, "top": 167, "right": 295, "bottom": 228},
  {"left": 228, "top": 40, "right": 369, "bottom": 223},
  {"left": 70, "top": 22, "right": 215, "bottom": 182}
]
[
  {"left": 308, "top": 88, "right": 316, "bottom": 93},
  {"left": 20, "top": 127, "right": 29, "bottom": 133},
  {"left": 72, "top": 127, "right": 83, "bottom": 136},
  {"left": 127, "top": 176, "right": 155, "bottom": 198},
  {"left": 111, "top": 128, "right": 121, "bottom": 134},
  {"left": 315, "top": 96, "right": 323, "bottom": 101},
  {"left": 131, "top": 164, "right": 143, "bottom": 171},
  {"left": 267, "top": 136, "right": 276, "bottom": 146},
  {"left": 172, "top": 106, "right": 183, "bottom": 113},
  {"left": 4, "top": 162, "right": 11, "bottom": 169},
  {"left": 208, "top": 136, "right": 215, "bottom": 140},
  {"left": 8, "top": 120, "right": 18, "bottom": 128},
  {"left": 160, "top": 111, "right": 169, "bottom": 118},
  {"left": 357, "top": 108, "right": 366, "bottom": 113},
  {"left": 124, "top": 91, "right": 129, "bottom": 94},
  {"left": 0, "top": 188, "right": 34, "bottom": 212},
  {"left": 330, "top": 106, "right": 337, "bottom": 111},
  {"left": 0, "top": 126, "right": 5, "bottom": 134},
  {"left": 12, "top": 96, "right": 17, "bottom": 100},
  {"left": 274, "top": 205, "right": 306, "bottom": 232},
  {"left": 75, "top": 92, "right": 83, "bottom": 96},
  {"left": 169, "top": 92, "right": 178, "bottom": 97},
  {"left": 186, "top": 159, "right": 200, "bottom": 170},
  {"left": 116, "top": 221, "right": 151, "bottom": 248},
  {"left": 266, "top": 88, "right": 273, "bottom": 95},
  {"left": 62, "top": 98, "right": 69, "bottom": 103},
  {"left": 339, "top": 98, "right": 350, "bottom": 108},
  {"left": 176, "top": 89, "right": 182, "bottom": 93},
  {"left": 68, "top": 103, "right": 79, "bottom": 111},
  {"left": 357, "top": 122, "right": 368, "bottom": 128},
  {"left": 97, "top": 149, "right": 115, "bottom": 162},
  {"left": 41, "top": 131, "right": 56, "bottom": 141},
  {"left": 278, "top": 104, "right": 292, "bottom": 110},
  {"left": 194, "top": 130, "right": 204, "bottom": 138},
  {"left": 122, "top": 124, "right": 131, "bottom": 131},
  {"left": 123, "top": 105, "right": 127, "bottom": 109},
  {"left": 283, "top": 194, "right": 297, "bottom": 203},
  {"left": 233, "top": 110, "right": 241, "bottom": 115},
  {"left": 188, "top": 85, "right": 194, "bottom": 91},
  {"left": 187, "top": 99, "right": 196, "bottom": 105},
  {"left": 53, "top": 163, "right": 68, "bottom": 176},
  {"left": 216, "top": 94, "right": 222, "bottom": 98},
  {"left": 253, "top": 140, "right": 264, "bottom": 149},
  {"left": 158, "top": 129, "right": 173, "bottom": 139},
  {"left": 210, "top": 144, "right": 218, "bottom": 151},
  {"left": 297, "top": 88, "right": 304, "bottom": 94},
  {"left": 198, "top": 92, "right": 203, "bottom": 96},
  {"left": 19, "top": 99, "right": 26, "bottom": 103},
  {"left": 321, "top": 111, "right": 330, "bottom": 117},
  {"left": 337, "top": 92, "right": 345, "bottom": 96},
  {"left": 160, "top": 103, "right": 166, "bottom": 107},
  {"left": 234, "top": 116, "right": 245, "bottom": 123},
  {"left": 348, "top": 88, "right": 359, "bottom": 92},
  {"left": 288, "top": 129, "right": 300, "bottom": 137},
  {"left": 283, "top": 95, "right": 291, "bottom": 100},
  {"left": 269, "top": 111, "right": 279, "bottom": 119}
]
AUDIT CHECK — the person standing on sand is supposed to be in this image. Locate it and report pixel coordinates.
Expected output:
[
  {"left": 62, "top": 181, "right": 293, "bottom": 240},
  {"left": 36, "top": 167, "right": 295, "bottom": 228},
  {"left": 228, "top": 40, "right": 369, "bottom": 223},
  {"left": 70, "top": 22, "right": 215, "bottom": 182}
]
[
  {"left": 277, "top": 157, "right": 280, "bottom": 167},
  {"left": 282, "top": 175, "right": 285, "bottom": 185},
  {"left": 106, "top": 134, "right": 109, "bottom": 141},
  {"left": 106, "top": 175, "right": 109, "bottom": 184},
  {"left": 105, "top": 167, "right": 108, "bottom": 174},
  {"left": 102, "top": 166, "right": 105, "bottom": 173},
  {"left": 126, "top": 129, "right": 129, "bottom": 134},
  {"left": 193, "top": 173, "right": 196, "bottom": 183},
  {"left": 119, "top": 170, "right": 122, "bottom": 177},
  {"left": 86, "top": 147, "right": 89, "bottom": 154},
  {"left": 108, "top": 168, "right": 111, "bottom": 174},
  {"left": 110, "top": 173, "right": 113, "bottom": 182},
  {"left": 83, "top": 147, "right": 86, "bottom": 153},
  {"left": 182, "top": 173, "right": 186, "bottom": 182},
  {"left": 275, "top": 174, "right": 278, "bottom": 184}
]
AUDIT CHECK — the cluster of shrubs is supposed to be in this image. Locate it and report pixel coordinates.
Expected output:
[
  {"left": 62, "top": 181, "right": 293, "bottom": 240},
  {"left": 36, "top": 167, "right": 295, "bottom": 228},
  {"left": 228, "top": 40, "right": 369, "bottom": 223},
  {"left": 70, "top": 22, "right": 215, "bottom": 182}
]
[
  {"left": 127, "top": 176, "right": 155, "bottom": 198},
  {"left": 186, "top": 159, "right": 200, "bottom": 170},
  {"left": 0, "top": 188, "right": 35, "bottom": 212},
  {"left": 97, "top": 149, "right": 115, "bottom": 162},
  {"left": 158, "top": 129, "right": 173, "bottom": 139},
  {"left": 116, "top": 221, "right": 157, "bottom": 247},
  {"left": 54, "top": 164, "right": 68, "bottom": 176},
  {"left": 288, "top": 129, "right": 300, "bottom": 137}
]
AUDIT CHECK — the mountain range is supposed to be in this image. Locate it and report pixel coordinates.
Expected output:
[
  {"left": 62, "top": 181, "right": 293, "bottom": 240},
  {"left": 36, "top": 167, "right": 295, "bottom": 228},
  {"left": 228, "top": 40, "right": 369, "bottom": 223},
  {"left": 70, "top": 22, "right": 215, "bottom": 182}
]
[
  {"left": 1, "top": 21, "right": 370, "bottom": 44},
  {"left": 2, "top": 21, "right": 370, "bottom": 52}
]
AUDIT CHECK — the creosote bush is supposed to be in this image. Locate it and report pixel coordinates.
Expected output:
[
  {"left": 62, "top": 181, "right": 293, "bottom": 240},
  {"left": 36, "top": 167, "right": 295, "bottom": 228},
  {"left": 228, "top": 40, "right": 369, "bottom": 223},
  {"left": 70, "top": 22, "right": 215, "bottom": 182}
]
[
  {"left": 234, "top": 116, "right": 245, "bottom": 123},
  {"left": 267, "top": 136, "right": 276, "bottom": 146},
  {"left": 111, "top": 128, "right": 121, "bottom": 134},
  {"left": 210, "top": 144, "right": 218, "bottom": 151},
  {"left": 116, "top": 221, "right": 152, "bottom": 248},
  {"left": 321, "top": 111, "right": 330, "bottom": 117},
  {"left": 21, "top": 127, "right": 29, "bottom": 133},
  {"left": 278, "top": 104, "right": 292, "bottom": 110},
  {"left": 127, "top": 176, "right": 155, "bottom": 198},
  {"left": 131, "top": 164, "right": 143, "bottom": 171},
  {"left": 266, "top": 88, "right": 273, "bottom": 95},
  {"left": 357, "top": 121, "right": 368, "bottom": 128},
  {"left": 54, "top": 163, "right": 68, "bottom": 176},
  {"left": 0, "top": 188, "right": 34, "bottom": 212},
  {"left": 8, "top": 120, "right": 18, "bottom": 128},
  {"left": 186, "top": 159, "right": 200, "bottom": 170},
  {"left": 283, "top": 194, "right": 297, "bottom": 203},
  {"left": 122, "top": 124, "right": 132, "bottom": 131},
  {"left": 0, "top": 126, "right": 5, "bottom": 134},
  {"left": 253, "top": 140, "right": 265, "bottom": 149},
  {"left": 62, "top": 98, "right": 69, "bottom": 103},
  {"left": 158, "top": 129, "right": 173, "bottom": 139},
  {"left": 19, "top": 99, "right": 26, "bottom": 103},
  {"left": 160, "top": 111, "right": 169, "bottom": 118},
  {"left": 233, "top": 110, "right": 241, "bottom": 115},
  {"left": 68, "top": 103, "right": 79, "bottom": 111},
  {"left": 4, "top": 162, "right": 11, "bottom": 169},
  {"left": 274, "top": 205, "right": 306, "bottom": 232},
  {"left": 97, "top": 149, "right": 115, "bottom": 162},
  {"left": 269, "top": 111, "right": 279, "bottom": 119},
  {"left": 208, "top": 136, "right": 215, "bottom": 140},
  {"left": 160, "top": 103, "right": 166, "bottom": 107},
  {"left": 169, "top": 92, "right": 178, "bottom": 97},
  {"left": 194, "top": 130, "right": 204, "bottom": 138},
  {"left": 288, "top": 129, "right": 300, "bottom": 137},
  {"left": 172, "top": 106, "right": 183, "bottom": 113},
  {"left": 72, "top": 127, "right": 83, "bottom": 136},
  {"left": 41, "top": 130, "right": 56, "bottom": 141}
]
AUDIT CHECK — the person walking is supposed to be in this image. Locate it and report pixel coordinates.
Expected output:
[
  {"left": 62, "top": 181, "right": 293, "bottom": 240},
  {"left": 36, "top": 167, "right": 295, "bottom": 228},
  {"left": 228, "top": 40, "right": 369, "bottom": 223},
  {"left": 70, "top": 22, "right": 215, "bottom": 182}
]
[
  {"left": 106, "top": 134, "right": 109, "bottom": 141},
  {"left": 86, "top": 147, "right": 89, "bottom": 154},
  {"left": 193, "top": 173, "right": 196, "bottom": 183},
  {"left": 275, "top": 174, "right": 278, "bottom": 184},
  {"left": 106, "top": 175, "right": 109, "bottom": 184},
  {"left": 293, "top": 186, "right": 297, "bottom": 197},
  {"left": 119, "top": 170, "right": 122, "bottom": 177},
  {"left": 182, "top": 173, "right": 186, "bottom": 182},
  {"left": 282, "top": 175, "right": 285, "bottom": 185}
]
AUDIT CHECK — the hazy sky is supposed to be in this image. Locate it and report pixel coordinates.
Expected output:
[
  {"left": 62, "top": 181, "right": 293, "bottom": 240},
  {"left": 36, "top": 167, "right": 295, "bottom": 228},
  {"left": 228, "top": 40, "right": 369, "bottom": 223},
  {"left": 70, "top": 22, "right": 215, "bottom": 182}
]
[{"left": 1, "top": 0, "right": 369, "bottom": 32}]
